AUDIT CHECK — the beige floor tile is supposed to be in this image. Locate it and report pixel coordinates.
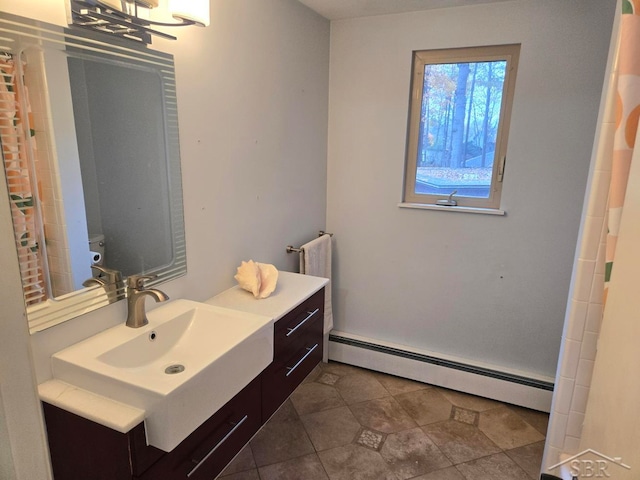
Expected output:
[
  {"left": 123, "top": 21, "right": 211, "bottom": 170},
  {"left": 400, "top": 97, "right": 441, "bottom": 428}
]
[
  {"left": 379, "top": 427, "right": 451, "bottom": 479},
  {"left": 268, "top": 399, "right": 299, "bottom": 424},
  {"left": 317, "top": 372, "right": 340, "bottom": 385},
  {"left": 349, "top": 396, "right": 417, "bottom": 433},
  {"left": 456, "top": 452, "right": 531, "bottom": 480},
  {"left": 478, "top": 407, "right": 545, "bottom": 450},
  {"left": 258, "top": 453, "right": 329, "bottom": 480},
  {"left": 249, "top": 417, "right": 315, "bottom": 467},
  {"left": 356, "top": 429, "right": 386, "bottom": 450},
  {"left": 508, "top": 405, "right": 550, "bottom": 435},
  {"left": 505, "top": 440, "right": 545, "bottom": 479},
  {"left": 335, "top": 373, "right": 389, "bottom": 405},
  {"left": 450, "top": 406, "right": 479, "bottom": 426},
  {"left": 410, "top": 466, "right": 467, "bottom": 480},
  {"left": 290, "top": 382, "right": 346, "bottom": 415},
  {"left": 320, "top": 361, "right": 366, "bottom": 377},
  {"left": 318, "top": 444, "right": 398, "bottom": 480},
  {"left": 222, "top": 362, "right": 550, "bottom": 480},
  {"left": 300, "top": 406, "right": 361, "bottom": 451},
  {"left": 375, "top": 373, "right": 430, "bottom": 396},
  {"left": 217, "top": 469, "right": 260, "bottom": 480},
  {"left": 395, "top": 388, "right": 453, "bottom": 425},
  {"left": 302, "top": 363, "right": 324, "bottom": 384},
  {"left": 422, "top": 420, "right": 501, "bottom": 464},
  {"left": 438, "top": 388, "right": 501, "bottom": 412},
  {"left": 218, "top": 444, "right": 256, "bottom": 476}
]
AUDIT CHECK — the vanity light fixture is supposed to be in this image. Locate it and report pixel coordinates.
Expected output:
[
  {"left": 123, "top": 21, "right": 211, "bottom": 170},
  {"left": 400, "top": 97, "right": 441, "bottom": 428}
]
[{"left": 70, "top": 0, "right": 210, "bottom": 44}]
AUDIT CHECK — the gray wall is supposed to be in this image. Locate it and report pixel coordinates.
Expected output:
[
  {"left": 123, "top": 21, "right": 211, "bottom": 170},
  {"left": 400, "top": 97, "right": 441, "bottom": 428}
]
[{"left": 326, "top": 0, "right": 615, "bottom": 379}]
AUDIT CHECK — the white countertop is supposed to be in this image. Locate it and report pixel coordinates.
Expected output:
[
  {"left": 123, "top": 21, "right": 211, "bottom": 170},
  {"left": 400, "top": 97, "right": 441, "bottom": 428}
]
[
  {"left": 38, "top": 270, "right": 328, "bottom": 435},
  {"left": 205, "top": 271, "right": 328, "bottom": 321},
  {"left": 39, "top": 380, "right": 145, "bottom": 433}
]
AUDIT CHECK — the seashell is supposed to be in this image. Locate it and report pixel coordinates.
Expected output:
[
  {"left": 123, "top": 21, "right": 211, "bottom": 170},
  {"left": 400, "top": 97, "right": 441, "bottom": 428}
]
[
  {"left": 234, "top": 260, "right": 261, "bottom": 297},
  {"left": 256, "top": 262, "right": 278, "bottom": 299}
]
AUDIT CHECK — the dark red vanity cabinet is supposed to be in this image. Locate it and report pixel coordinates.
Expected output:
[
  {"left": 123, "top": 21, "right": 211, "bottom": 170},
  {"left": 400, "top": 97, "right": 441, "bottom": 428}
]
[
  {"left": 42, "top": 287, "right": 325, "bottom": 480},
  {"left": 135, "top": 376, "right": 262, "bottom": 480},
  {"left": 42, "top": 402, "right": 163, "bottom": 480},
  {"left": 261, "top": 288, "right": 324, "bottom": 419},
  {"left": 43, "top": 377, "right": 261, "bottom": 480}
]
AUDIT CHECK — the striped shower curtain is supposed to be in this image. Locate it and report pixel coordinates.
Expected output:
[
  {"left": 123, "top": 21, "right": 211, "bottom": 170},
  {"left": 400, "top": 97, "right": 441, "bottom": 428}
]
[
  {"left": 605, "top": 0, "right": 640, "bottom": 301},
  {"left": 0, "top": 54, "right": 46, "bottom": 305}
]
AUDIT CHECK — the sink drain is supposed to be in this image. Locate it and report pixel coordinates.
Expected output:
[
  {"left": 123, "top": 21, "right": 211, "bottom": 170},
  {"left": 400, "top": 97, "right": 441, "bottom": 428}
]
[{"left": 165, "top": 364, "right": 185, "bottom": 374}]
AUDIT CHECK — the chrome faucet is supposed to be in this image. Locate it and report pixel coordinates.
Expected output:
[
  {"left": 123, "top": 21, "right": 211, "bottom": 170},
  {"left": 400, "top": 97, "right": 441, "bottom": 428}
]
[
  {"left": 82, "top": 265, "right": 125, "bottom": 301},
  {"left": 126, "top": 274, "right": 169, "bottom": 328}
]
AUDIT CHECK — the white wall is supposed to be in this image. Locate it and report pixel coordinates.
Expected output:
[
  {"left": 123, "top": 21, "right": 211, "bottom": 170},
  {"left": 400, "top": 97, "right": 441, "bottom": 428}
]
[
  {"left": 326, "top": 0, "right": 615, "bottom": 379},
  {"left": 1, "top": 0, "right": 329, "bottom": 477}
]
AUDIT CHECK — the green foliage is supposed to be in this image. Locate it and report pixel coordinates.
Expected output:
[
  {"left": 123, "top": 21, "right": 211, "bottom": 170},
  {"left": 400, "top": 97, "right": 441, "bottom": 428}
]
[
  {"left": 10, "top": 194, "right": 34, "bottom": 210},
  {"left": 20, "top": 232, "right": 38, "bottom": 252},
  {"left": 605, "top": 261, "right": 613, "bottom": 283},
  {"left": 1, "top": 72, "right": 13, "bottom": 92}
]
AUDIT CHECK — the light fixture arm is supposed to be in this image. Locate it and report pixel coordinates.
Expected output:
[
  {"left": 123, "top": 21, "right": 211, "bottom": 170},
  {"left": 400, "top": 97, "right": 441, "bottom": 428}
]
[{"left": 70, "top": 0, "right": 207, "bottom": 44}]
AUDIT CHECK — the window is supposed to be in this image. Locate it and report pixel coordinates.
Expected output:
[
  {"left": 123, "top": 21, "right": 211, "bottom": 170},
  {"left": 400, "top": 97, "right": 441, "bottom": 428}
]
[{"left": 403, "top": 44, "right": 520, "bottom": 210}]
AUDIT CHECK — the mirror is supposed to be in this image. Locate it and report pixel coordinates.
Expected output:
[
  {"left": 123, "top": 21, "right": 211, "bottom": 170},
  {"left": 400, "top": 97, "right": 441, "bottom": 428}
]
[{"left": 0, "top": 13, "right": 186, "bottom": 332}]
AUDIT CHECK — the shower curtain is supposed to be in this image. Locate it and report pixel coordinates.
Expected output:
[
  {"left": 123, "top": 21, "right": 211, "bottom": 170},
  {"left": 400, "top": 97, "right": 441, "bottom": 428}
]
[
  {"left": 0, "top": 54, "right": 46, "bottom": 305},
  {"left": 605, "top": 0, "right": 640, "bottom": 301}
]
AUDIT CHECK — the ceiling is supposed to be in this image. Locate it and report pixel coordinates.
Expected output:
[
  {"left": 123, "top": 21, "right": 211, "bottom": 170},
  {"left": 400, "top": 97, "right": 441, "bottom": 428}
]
[{"left": 296, "top": 0, "right": 514, "bottom": 20}]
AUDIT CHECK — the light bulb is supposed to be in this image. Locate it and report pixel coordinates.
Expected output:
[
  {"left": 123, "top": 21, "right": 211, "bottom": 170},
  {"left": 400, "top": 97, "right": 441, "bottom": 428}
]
[{"left": 169, "top": 0, "right": 209, "bottom": 27}]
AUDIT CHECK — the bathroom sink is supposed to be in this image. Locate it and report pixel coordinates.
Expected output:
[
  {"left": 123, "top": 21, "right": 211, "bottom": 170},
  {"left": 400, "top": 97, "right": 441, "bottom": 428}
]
[{"left": 51, "top": 299, "right": 273, "bottom": 452}]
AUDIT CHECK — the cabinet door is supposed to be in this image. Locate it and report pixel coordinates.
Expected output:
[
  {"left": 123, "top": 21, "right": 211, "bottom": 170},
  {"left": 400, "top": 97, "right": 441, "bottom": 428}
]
[
  {"left": 262, "top": 288, "right": 324, "bottom": 419},
  {"left": 42, "top": 402, "right": 163, "bottom": 480},
  {"left": 137, "top": 376, "right": 261, "bottom": 480}
]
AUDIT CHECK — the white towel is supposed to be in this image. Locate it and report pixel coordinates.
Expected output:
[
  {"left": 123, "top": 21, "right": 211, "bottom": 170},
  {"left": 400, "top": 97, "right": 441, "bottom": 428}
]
[{"left": 300, "top": 234, "right": 333, "bottom": 334}]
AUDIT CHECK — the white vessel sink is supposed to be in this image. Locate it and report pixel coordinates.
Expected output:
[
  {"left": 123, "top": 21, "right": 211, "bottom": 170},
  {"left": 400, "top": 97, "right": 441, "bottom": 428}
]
[{"left": 51, "top": 299, "right": 273, "bottom": 452}]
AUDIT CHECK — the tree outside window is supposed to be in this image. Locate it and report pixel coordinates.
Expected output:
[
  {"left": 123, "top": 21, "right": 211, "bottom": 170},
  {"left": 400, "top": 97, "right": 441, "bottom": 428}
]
[{"left": 404, "top": 44, "right": 520, "bottom": 209}]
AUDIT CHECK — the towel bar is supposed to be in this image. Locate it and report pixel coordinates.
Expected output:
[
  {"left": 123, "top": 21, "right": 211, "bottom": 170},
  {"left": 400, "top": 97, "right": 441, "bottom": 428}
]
[{"left": 286, "top": 231, "right": 333, "bottom": 254}]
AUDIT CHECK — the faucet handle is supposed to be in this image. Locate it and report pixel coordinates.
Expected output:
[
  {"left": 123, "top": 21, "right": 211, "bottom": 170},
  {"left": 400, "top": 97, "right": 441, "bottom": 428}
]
[
  {"left": 127, "top": 274, "right": 158, "bottom": 289},
  {"left": 90, "top": 265, "right": 123, "bottom": 283}
]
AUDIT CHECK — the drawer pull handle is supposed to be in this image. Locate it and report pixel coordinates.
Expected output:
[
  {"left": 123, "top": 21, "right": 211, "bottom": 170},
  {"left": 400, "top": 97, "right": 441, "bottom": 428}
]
[
  {"left": 286, "top": 308, "right": 319, "bottom": 337},
  {"left": 285, "top": 344, "right": 319, "bottom": 377},
  {"left": 187, "top": 414, "right": 248, "bottom": 477}
]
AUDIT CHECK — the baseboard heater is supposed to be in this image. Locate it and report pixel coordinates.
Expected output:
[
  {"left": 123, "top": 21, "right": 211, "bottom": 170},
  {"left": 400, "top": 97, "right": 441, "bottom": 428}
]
[{"left": 328, "top": 332, "right": 554, "bottom": 412}]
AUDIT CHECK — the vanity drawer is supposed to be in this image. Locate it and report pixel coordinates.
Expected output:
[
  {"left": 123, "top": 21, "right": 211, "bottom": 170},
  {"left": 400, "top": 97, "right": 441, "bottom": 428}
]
[
  {"left": 273, "top": 288, "right": 324, "bottom": 352},
  {"left": 137, "top": 376, "right": 262, "bottom": 480},
  {"left": 262, "top": 303, "right": 324, "bottom": 419}
]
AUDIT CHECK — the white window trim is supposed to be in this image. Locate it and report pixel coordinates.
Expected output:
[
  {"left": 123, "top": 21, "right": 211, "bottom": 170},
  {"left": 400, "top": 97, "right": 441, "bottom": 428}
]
[
  {"left": 398, "top": 202, "right": 506, "bottom": 216},
  {"left": 402, "top": 44, "right": 520, "bottom": 211}
]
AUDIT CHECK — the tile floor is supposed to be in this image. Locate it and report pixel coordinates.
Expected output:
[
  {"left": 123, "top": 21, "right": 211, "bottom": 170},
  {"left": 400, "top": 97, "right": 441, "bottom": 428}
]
[{"left": 217, "top": 361, "right": 549, "bottom": 480}]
